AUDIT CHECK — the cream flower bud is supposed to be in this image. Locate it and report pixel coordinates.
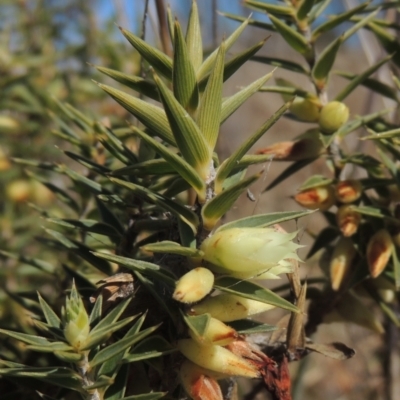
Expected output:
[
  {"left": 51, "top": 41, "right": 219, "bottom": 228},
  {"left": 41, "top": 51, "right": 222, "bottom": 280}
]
[
  {"left": 294, "top": 185, "right": 335, "bottom": 211},
  {"left": 289, "top": 97, "right": 321, "bottom": 122},
  {"left": 334, "top": 180, "right": 362, "bottom": 203},
  {"left": 190, "top": 294, "right": 275, "bottom": 322},
  {"left": 319, "top": 101, "right": 349, "bottom": 134},
  {"left": 330, "top": 237, "right": 356, "bottom": 291},
  {"left": 180, "top": 360, "right": 224, "bottom": 400},
  {"left": 201, "top": 228, "right": 300, "bottom": 275},
  {"left": 367, "top": 229, "right": 393, "bottom": 278},
  {"left": 336, "top": 205, "right": 361, "bottom": 237},
  {"left": 173, "top": 267, "right": 214, "bottom": 304},
  {"left": 189, "top": 317, "right": 239, "bottom": 346},
  {"left": 177, "top": 339, "right": 259, "bottom": 378},
  {"left": 63, "top": 284, "right": 90, "bottom": 350}
]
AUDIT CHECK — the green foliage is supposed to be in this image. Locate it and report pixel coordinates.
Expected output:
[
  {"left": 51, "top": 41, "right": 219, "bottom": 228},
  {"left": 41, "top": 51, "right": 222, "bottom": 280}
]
[{"left": 1, "top": 0, "right": 400, "bottom": 399}]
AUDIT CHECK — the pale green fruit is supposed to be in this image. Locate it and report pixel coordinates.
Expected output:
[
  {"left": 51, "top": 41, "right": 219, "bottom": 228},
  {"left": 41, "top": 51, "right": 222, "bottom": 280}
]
[
  {"left": 289, "top": 97, "right": 321, "bottom": 122},
  {"left": 319, "top": 101, "right": 349, "bottom": 134},
  {"left": 173, "top": 267, "right": 214, "bottom": 303}
]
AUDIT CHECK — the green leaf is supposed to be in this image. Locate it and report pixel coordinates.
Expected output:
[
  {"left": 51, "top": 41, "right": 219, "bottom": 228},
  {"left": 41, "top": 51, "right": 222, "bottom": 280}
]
[
  {"left": 90, "top": 324, "right": 160, "bottom": 368},
  {"left": 221, "top": 71, "right": 275, "bottom": 123},
  {"left": 368, "top": 21, "right": 400, "bottom": 68},
  {"left": 37, "top": 293, "right": 61, "bottom": 329},
  {"left": 185, "top": 0, "right": 203, "bottom": 71},
  {"left": 109, "top": 177, "right": 199, "bottom": 233},
  {"left": 182, "top": 313, "right": 211, "bottom": 340},
  {"left": 197, "top": 43, "right": 225, "bottom": 151},
  {"left": 93, "top": 251, "right": 159, "bottom": 272},
  {"left": 335, "top": 54, "right": 392, "bottom": 102},
  {"left": 120, "top": 393, "right": 166, "bottom": 400},
  {"left": 214, "top": 277, "right": 298, "bottom": 313},
  {"left": 111, "top": 159, "right": 175, "bottom": 176},
  {"left": 173, "top": 21, "right": 199, "bottom": 111},
  {"left": 216, "top": 100, "right": 292, "bottom": 191},
  {"left": 251, "top": 55, "right": 309, "bottom": 74},
  {"left": 202, "top": 172, "right": 262, "bottom": 229},
  {"left": 264, "top": 158, "right": 316, "bottom": 191},
  {"left": 47, "top": 218, "right": 122, "bottom": 239},
  {"left": 97, "top": 83, "right": 175, "bottom": 145},
  {"left": 227, "top": 319, "right": 277, "bottom": 334},
  {"left": 268, "top": 14, "right": 311, "bottom": 55},
  {"left": 89, "top": 295, "right": 103, "bottom": 325},
  {"left": 125, "top": 335, "right": 174, "bottom": 363},
  {"left": 312, "top": 36, "right": 343, "bottom": 86},
  {"left": 312, "top": 1, "right": 371, "bottom": 40},
  {"left": 392, "top": 246, "right": 400, "bottom": 290},
  {"left": 336, "top": 71, "right": 398, "bottom": 101},
  {"left": 153, "top": 73, "right": 211, "bottom": 179},
  {"left": 216, "top": 210, "right": 314, "bottom": 232},
  {"left": 298, "top": 175, "right": 334, "bottom": 191},
  {"left": 0, "top": 367, "right": 84, "bottom": 392},
  {"left": 45, "top": 229, "right": 112, "bottom": 274},
  {"left": 0, "top": 250, "right": 54, "bottom": 274},
  {"left": 197, "top": 17, "right": 250, "bottom": 80},
  {"left": 364, "top": 128, "right": 400, "bottom": 141},
  {"left": 104, "top": 362, "right": 130, "bottom": 400},
  {"left": 96, "top": 198, "right": 126, "bottom": 237},
  {"left": 64, "top": 151, "right": 111, "bottom": 175},
  {"left": 131, "top": 127, "right": 205, "bottom": 195},
  {"left": 341, "top": 8, "right": 380, "bottom": 42},
  {"left": 82, "top": 317, "right": 136, "bottom": 351},
  {"left": 244, "top": 0, "right": 295, "bottom": 16},
  {"left": 95, "top": 66, "right": 159, "bottom": 101},
  {"left": 349, "top": 205, "right": 391, "bottom": 219},
  {"left": 297, "top": 0, "right": 316, "bottom": 20},
  {"left": 141, "top": 241, "right": 203, "bottom": 258},
  {"left": 120, "top": 27, "right": 173, "bottom": 79},
  {"left": 219, "top": 12, "right": 275, "bottom": 32},
  {"left": 0, "top": 329, "right": 53, "bottom": 346},
  {"left": 26, "top": 342, "right": 74, "bottom": 352}
]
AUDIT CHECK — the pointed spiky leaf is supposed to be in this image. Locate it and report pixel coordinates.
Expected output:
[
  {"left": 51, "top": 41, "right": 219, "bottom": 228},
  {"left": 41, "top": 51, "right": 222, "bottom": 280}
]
[
  {"left": 173, "top": 21, "right": 199, "bottom": 111},
  {"left": 215, "top": 277, "right": 298, "bottom": 313},
  {"left": 120, "top": 27, "right": 173, "bottom": 79},
  {"left": 186, "top": 0, "right": 203, "bottom": 71},
  {"left": 335, "top": 54, "right": 392, "bottom": 101},
  {"left": 251, "top": 55, "right": 309, "bottom": 74},
  {"left": 202, "top": 172, "right": 262, "bottom": 230},
  {"left": 153, "top": 73, "right": 211, "bottom": 179},
  {"left": 197, "top": 43, "right": 225, "bottom": 150},
  {"left": 97, "top": 83, "right": 175, "bottom": 145},
  {"left": 109, "top": 177, "right": 199, "bottom": 232},
  {"left": 38, "top": 293, "right": 61, "bottom": 329},
  {"left": 216, "top": 100, "right": 291, "bottom": 192},
  {"left": 131, "top": 127, "right": 205, "bottom": 195},
  {"left": 216, "top": 210, "right": 314, "bottom": 232},
  {"left": 142, "top": 241, "right": 203, "bottom": 257},
  {"left": 244, "top": 0, "right": 294, "bottom": 16}
]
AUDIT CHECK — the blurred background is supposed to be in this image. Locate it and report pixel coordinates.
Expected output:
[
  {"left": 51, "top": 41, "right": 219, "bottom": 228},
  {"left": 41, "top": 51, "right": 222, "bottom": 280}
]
[{"left": 0, "top": 1, "right": 398, "bottom": 399}]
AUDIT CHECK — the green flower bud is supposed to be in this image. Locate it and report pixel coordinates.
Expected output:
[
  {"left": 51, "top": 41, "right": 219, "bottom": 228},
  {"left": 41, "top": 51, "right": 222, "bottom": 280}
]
[
  {"left": 173, "top": 267, "right": 214, "bottom": 304},
  {"left": 63, "top": 284, "right": 90, "bottom": 350},
  {"left": 201, "top": 228, "right": 300, "bottom": 275},
  {"left": 318, "top": 101, "right": 349, "bottom": 134}
]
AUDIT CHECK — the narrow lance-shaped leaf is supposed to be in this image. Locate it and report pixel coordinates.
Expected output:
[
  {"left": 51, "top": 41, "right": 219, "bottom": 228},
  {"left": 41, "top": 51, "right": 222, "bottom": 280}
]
[
  {"left": 341, "top": 8, "right": 380, "bottom": 42},
  {"left": 109, "top": 177, "right": 199, "bottom": 233},
  {"left": 311, "top": 1, "right": 371, "bottom": 40},
  {"left": 153, "top": 73, "right": 211, "bottom": 180},
  {"left": 215, "top": 277, "right": 299, "bottom": 313},
  {"left": 197, "top": 16, "right": 250, "bottom": 80},
  {"left": 197, "top": 43, "right": 225, "bottom": 151},
  {"left": 221, "top": 70, "right": 275, "bottom": 123},
  {"left": 268, "top": 14, "right": 311, "bottom": 56},
  {"left": 120, "top": 27, "right": 173, "bottom": 79},
  {"left": 335, "top": 54, "right": 392, "bottom": 102},
  {"left": 251, "top": 55, "right": 309, "bottom": 74},
  {"left": 215, "top": 100, "right": 291, "bottom": 193},
  {"left": 38, "top": 293, "right": 61, "bottom": 328},
  {"left": 244, "top": 0, "right": 295, "bottom": 16},
  {"left": 312, "top": 35, "right": 344, "bottom": 88},
  {"left": 219, "top": 12, "right": 275, "bottom": 32},
  {"left": 97, "top": 83, "right": 175, "bottom": 145},
  {"left": 131, "top": 127, "right": 205, "bottom": 196},
  {"left": 173, "top": 21, "right": 199, "bottom": 111},
  {"left": 202, "top": 172, "right": 262, "bottom": 230},
  {"left": 95, "top": 66, "right": 159, "bottom": 101},
  {"left": 185, "top": 0, "right": 203, "bottom": 71}
]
